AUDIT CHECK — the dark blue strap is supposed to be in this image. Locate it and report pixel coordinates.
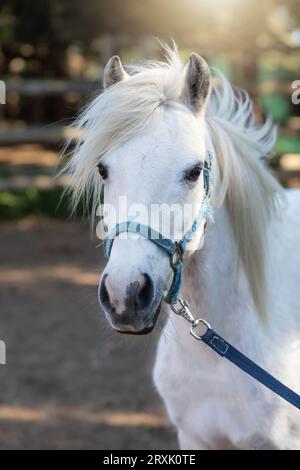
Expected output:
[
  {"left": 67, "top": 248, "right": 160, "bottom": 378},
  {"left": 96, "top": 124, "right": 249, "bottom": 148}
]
[{"left": 201, "top": 328, "right": 300, "bottom": 409}]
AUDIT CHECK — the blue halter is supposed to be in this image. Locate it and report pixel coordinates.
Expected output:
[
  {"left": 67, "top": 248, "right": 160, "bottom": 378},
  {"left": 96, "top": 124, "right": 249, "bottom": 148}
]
[{"left": 105, "top": 151, "right": 213, "bottom": 304}]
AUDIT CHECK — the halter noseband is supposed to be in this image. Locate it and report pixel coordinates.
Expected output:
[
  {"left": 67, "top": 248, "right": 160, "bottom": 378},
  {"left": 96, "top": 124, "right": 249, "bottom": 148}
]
[{"left": 105, "top": 151, "right": 213, "bottom": 304}]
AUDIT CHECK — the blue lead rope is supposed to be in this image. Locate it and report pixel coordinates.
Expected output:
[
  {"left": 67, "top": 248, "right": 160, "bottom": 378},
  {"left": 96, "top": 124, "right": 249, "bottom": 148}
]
[{"left": 200, "top": 327, "right": 300, "bottom": 409}]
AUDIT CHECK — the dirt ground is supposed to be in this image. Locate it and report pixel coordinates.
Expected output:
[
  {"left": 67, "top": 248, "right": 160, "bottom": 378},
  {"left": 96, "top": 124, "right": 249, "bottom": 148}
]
[{"left": 0, "top": 219, "right": 177, "bottom": 450}]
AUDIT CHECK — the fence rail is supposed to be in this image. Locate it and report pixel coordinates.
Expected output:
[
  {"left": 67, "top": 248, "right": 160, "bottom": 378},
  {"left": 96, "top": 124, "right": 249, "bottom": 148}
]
[
  {"left": 5, "top": 79, "right": 99, "bottom": 96},
  {"left": 0, "top": 126, "right": 81, "bottom": 145},
  {"left": 0, "top": 79, "right": 299, "bottom": 187}
]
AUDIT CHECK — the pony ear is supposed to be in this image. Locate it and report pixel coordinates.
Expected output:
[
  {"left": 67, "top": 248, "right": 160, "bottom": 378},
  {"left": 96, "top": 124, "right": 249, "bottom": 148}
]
[
  {"left": 183, "top": 53, "right": 211, "bottom": 114},
  {"left": 103, "top": 56, "right": 129, "bottom": 89}
]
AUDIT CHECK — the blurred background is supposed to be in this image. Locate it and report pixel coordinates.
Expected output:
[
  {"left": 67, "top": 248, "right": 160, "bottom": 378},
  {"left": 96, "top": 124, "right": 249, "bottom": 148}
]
[{"left": 0, "top": 0, "right": 299, "bottom": 450}]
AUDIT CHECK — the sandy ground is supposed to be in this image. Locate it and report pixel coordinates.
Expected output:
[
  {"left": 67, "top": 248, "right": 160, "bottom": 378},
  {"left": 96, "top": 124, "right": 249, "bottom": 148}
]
[{"left": 0, "top": 219, "right": 177, "bottom": 450}]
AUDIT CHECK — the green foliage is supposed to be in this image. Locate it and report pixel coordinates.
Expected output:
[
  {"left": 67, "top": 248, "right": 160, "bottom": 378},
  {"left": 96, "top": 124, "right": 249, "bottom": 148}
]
[
  {"left": 275, "top": 136, "right": 300, "bottom": 155},
  {"left": 0, "top": 188, "right": 73, "bottom": 219},
  {"left": 260, "top": 94, "right": 292, "bottom": 123}
]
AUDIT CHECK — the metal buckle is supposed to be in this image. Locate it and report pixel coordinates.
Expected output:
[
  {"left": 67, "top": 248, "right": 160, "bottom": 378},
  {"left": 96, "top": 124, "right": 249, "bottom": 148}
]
[
  {"left": 190, "top": 318, "right": 211, "bottom": 340},
  {"left": 170, "top": 242, "right": 183, "bottom": 270},
  {"left": 210, "top": 335, "right": 229, "bottom": 354}
]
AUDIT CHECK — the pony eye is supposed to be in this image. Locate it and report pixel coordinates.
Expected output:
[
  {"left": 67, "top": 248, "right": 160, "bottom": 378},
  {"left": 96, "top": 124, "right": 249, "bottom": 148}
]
[
  {"left": 97, "top": 163, "right": 108, "bottom": 179},
  {"left": 184, "top": 163, "right": 202, "bottom": 183}
]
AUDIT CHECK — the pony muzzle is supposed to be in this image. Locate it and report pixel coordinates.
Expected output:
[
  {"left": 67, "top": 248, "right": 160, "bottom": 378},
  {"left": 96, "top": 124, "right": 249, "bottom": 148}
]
[{"left": 98, "top": 272, "right": 161, "bottom": 334}]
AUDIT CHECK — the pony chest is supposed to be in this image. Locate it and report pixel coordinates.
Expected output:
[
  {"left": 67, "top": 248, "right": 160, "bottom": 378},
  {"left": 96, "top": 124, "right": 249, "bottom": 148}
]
[
  {"left": 154, "top": 333, "right": 235, "bottom": 410},
  {"left": 153, "top": 332, "right": 265, "bottom": 442}
]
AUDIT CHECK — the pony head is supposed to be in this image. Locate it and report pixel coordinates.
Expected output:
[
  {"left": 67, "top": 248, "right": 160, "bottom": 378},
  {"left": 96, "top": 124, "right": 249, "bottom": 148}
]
[
  {"left": 66, "top": 48, "right": 213, "bottom": 333},
  {"left": 98, "top": 52, "right": 212, "bottom": 333},
  {"left": 64, "top": 45, "right": 283, "bottom": 333}
]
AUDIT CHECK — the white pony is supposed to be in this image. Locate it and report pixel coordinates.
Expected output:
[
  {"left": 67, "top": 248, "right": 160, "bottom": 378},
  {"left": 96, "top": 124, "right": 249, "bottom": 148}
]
[{"left": 64, "top": 46, "right": 300, "bottom": 449}]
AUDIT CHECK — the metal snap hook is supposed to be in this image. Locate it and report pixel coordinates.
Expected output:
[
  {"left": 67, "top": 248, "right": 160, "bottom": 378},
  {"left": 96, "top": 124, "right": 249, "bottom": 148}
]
[{"left": 170, "top": 297, "right": 195, "bottom": 324}]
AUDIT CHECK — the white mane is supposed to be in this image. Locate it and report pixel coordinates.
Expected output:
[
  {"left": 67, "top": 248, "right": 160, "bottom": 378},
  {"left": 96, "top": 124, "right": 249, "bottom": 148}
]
[{"left": 63, "top": 45, "right": 285, "bottom": 318}]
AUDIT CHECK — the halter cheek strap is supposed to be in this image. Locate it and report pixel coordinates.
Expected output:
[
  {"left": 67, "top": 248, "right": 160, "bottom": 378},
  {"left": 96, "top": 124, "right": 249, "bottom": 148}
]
[{"left": 104, "top": 151, "right": 213, "bottom": 304}]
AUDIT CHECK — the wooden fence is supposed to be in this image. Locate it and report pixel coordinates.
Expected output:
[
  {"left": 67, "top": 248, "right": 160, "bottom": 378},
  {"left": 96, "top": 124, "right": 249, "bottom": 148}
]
[{"left": 0, "top": 78, "right": 300, "bottom": 188}]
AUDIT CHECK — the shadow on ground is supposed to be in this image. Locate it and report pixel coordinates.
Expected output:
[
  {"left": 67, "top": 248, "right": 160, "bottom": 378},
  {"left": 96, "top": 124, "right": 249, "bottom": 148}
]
[{"left": 0, "top": 219, "right": 177, "bottom": 450}]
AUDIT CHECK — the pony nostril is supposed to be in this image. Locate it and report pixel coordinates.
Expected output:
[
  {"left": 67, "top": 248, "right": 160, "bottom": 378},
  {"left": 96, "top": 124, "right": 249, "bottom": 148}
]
[
  {"left": 99, "top": 274, "right": 111, "bottom": 310},
  {"left": 137, "top": 274, "right": 154, "bottom": 311}
]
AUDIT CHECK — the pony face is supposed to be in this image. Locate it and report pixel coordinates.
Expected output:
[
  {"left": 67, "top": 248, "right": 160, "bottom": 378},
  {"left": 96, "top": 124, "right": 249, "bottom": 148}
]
[
  {"left": 98, "top": 108, "right": 210, "bottom": 333},
  {"left": 96, "top": 53, "right": 212, "bottom": 334}
]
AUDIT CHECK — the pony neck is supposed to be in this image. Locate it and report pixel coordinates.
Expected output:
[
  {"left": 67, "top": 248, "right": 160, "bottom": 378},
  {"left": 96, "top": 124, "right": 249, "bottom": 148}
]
[{"left": 180, "top": 203, "right": 255, "bottom": 339}]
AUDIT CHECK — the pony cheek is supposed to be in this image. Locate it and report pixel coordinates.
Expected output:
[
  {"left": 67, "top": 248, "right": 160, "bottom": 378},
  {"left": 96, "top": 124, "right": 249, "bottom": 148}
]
[{"left": 148, "top": 251, "right": 172, "bottom": 290}]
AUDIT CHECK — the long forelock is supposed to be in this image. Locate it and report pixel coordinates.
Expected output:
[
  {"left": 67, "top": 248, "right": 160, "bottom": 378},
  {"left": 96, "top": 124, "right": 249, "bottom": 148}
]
[{"left": 62, "top": 45, "right": 188, "bottom": 214}]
